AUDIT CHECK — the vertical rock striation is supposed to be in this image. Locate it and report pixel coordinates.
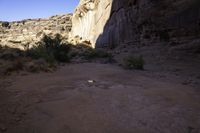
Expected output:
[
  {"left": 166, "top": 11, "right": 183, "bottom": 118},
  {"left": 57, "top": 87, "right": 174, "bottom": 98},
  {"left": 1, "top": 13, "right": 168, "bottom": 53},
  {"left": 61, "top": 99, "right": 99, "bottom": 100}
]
[
  {"left": 70, "top": 0, "right": 200, "bottom": 48},
  {"left": 70, "top": 0, "right": 112, "bottom": 47}
]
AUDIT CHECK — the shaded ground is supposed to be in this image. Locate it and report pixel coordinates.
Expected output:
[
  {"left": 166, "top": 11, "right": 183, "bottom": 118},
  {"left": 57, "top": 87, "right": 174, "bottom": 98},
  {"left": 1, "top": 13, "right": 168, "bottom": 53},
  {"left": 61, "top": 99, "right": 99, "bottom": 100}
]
[{"left": 0, "top": 63, "right": 200, "bottom": 133}]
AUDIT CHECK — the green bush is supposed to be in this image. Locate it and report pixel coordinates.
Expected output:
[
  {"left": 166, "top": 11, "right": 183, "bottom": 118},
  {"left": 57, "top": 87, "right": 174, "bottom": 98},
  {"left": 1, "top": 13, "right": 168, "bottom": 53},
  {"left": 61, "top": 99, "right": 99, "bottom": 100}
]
[
  {"left": 123, "top": 56, "right": 144, "bottom": 70},
  {"left": 0, "top": 35, "right": 115, "bottom": 75},
  {"left": 27, "top": 34, "right": 71, "bottom": 63},
  {"left": 54, "top": 43, "right": 71, "bottom": 62}
]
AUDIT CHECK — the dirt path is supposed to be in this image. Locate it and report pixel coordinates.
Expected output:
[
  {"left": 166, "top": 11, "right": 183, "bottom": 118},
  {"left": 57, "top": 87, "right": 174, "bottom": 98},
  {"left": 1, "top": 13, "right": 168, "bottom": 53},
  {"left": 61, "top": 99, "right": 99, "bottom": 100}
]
[{"left": 0, "top": 63, "right": 200, "bottom": 133}]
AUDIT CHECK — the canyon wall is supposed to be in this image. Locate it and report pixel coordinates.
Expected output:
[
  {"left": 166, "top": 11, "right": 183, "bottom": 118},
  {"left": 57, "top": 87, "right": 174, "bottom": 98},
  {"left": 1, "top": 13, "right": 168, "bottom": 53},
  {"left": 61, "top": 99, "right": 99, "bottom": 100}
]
[
  {"left": 70, "top": 0, "right": 112, "bottom": 47},
  {"left": 70, "top": 0, "right": 200, "bottom": 48},
  {"left": 0, "top": 14, "right": 72, "bottom": 50}
]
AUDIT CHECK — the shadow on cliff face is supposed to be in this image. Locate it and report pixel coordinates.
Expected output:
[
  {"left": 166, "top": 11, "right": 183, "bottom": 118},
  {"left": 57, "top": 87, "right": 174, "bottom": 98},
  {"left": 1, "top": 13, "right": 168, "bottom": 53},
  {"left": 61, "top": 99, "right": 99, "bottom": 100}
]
[
  {"left": 95, "top": 0, "right": 200, "bottom": 49},
  {"left": 94, "top": 0, "right": 200, "bottom": 74}
]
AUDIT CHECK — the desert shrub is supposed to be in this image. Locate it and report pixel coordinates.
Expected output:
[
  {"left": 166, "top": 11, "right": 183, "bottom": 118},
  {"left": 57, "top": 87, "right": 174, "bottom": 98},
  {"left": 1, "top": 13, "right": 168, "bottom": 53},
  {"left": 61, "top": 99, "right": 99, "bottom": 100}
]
[
  {"left": 82, "top": 48, "right": 112, "bottom": 60},
  {"left": 0, "top": 48, "right": 24, "bottom": 61},
  {"left": 25, "top": 59, "right": 55, "bottom": 73},
  {"left": 1, "top": 22, "right": 10, "bottom": 28},
  {"left": 26, "top": 44, "right": 56, "bottom": 64},
  {"left": 3, "top": 60, "right": 24, "bottom": 75},
  {"left": 123, "top": 56, "right": 144, "bottom": 70},
  {"left": 0, "top": 35, "right": 115, "bottom": 75},
  {"left": 0, "top": 34, "right": 72, "bottom": 75},
  {"left": 53, "top": 43, "right": 71, "bottom": 62},
  {"left": 26, "top": 34, "right": 71, "bottom": 63},
  {"left": 67, "top": 44, "right": 114, "bottom": 63}
]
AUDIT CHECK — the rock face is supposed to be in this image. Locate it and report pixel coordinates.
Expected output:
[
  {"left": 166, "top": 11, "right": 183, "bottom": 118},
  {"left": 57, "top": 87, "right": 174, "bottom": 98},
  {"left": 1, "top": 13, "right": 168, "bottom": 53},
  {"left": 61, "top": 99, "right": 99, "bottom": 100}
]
[
  {"left": 70, "top": 0, "right": 111, "bottom": 47},
  {"left": 1, "top": 1, "right": 200, "bottom": 49},
  {"left": 0, "top": 14, "right": 72, "bottom": 50},
  {"left": 70, "top": 0, "right": 200, "bottom": 48}
]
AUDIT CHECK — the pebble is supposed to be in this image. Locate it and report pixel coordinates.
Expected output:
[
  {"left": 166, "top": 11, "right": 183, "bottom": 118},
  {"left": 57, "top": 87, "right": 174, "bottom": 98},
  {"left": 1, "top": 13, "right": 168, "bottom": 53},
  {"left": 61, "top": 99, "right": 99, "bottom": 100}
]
[
  {"left": 182, "top": 81, "right": 190, "bottom": 85},
  {"left": 88, "top": 80, "right": 95, "bottom": 83},
  {"left": 15, "top": 117, "right": 21, "bottom": 122},
  {"left": 0, "top": 125, "right": 7, "bottom": 132},
  {"left": 35, "top": 98, "right": 42, "bottom": 103}
]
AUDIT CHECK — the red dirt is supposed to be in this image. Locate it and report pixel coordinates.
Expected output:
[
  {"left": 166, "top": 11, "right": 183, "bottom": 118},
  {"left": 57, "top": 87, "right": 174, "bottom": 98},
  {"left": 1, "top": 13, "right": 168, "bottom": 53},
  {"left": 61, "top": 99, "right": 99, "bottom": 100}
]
[{"left": 0, "top": 63, "right": 200, "bottom": 133}]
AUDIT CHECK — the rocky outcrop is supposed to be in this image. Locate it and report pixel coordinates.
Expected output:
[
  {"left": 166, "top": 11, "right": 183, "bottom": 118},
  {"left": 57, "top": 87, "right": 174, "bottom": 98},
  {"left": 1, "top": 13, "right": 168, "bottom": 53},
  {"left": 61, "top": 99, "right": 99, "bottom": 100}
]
[
  {"left": 70, "top": 0, "right": 111, "bottom": 47},
  {"left": 0, "top": 14, "right": 72, "bottom": 50},
  {"left": 70, "top": 0, "right": 200, "bottom": 48},
  {"left": 1, "top": 1, "right": 200, "bottom": 49}
]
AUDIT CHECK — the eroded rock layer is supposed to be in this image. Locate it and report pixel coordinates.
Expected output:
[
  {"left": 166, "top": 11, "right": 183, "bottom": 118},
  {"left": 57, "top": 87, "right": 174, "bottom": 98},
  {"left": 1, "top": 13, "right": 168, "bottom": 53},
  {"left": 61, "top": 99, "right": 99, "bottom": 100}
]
[
  {"left": 0, "top": 14, "right": 72, "bottom": 50},
  {"left": 70, "top": 0, "right": 200, "bottom": 48}
]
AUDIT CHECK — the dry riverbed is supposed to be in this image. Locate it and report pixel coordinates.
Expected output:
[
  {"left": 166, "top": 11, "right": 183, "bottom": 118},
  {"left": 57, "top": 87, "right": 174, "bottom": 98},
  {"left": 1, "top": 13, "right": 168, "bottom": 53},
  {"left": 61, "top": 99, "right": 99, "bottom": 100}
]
[{"left": 0, "top": 63, "right": 200, "bottom": 133}]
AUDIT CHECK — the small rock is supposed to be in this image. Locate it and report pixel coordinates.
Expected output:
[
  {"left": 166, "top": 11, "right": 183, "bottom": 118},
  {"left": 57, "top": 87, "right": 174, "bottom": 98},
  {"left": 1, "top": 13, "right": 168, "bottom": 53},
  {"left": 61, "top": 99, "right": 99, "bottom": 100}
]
[
  {"left": 118, "top": 63, "right": 122, "bottom": 66},
  {"left": 115, "top": 51, "right": 120, "bottom": 54},
  {"left": 173, "top": 68, "right": 181, "bottom": 72},
  {"left": 0, "top": 125, "right": 7, "bottom": 132},
  {"left": 88, "top": 80, "right": 95, "bottom": 83},
  {"left": 182, "top": 81, "right": 190, "bottom": 85},
  {"left": 196, "top": 76, "right": 200, "bottom": 79},
  {"left": 21, "top": 112, "right": 27, "bottom": 115},
  {"left": 15, "top": 117, "right": 21, "bottom": 122},
  {"left": 188, "top": 126, "right": 195, "bottom": 133},
  {"left": 35, "top": 98, "right": 42, "bottom": 103}
]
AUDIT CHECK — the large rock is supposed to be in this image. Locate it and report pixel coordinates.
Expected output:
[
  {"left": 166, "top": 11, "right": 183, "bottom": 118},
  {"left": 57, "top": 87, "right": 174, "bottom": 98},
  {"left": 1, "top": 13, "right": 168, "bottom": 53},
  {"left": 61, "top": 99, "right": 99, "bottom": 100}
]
[
  {"left": 70, "top": 0, "right": 200, "bottom": 48},
  {"left": 0, "top": 14, "right": 72, "bottom": 50}
]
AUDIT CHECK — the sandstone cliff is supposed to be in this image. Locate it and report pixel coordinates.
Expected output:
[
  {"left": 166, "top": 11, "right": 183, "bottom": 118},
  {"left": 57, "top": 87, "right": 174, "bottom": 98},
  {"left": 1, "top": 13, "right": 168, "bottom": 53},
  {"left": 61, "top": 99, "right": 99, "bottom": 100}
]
[
  {"left": 70, "top": 0, "right": 111, "bottom": 47},
  {"left": 70, "top": 0, "right": 200, "bottom": 48},
  {"left": 0, "top": 14, "right": 72, "bottom": 50}
]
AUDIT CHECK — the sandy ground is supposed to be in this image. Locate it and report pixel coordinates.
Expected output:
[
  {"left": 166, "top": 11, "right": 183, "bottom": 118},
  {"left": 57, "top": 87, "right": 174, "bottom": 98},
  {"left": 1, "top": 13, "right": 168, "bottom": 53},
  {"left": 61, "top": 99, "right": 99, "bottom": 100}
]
[{"left": 0, "top": 63, "right": 200, "bottom": 133}]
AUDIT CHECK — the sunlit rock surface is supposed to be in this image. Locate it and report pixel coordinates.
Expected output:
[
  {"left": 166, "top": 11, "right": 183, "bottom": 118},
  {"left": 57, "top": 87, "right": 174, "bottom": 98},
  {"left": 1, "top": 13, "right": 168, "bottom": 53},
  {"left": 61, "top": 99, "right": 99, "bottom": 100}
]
[
  {"left": 70, "top": 0, "right": 112, "bottom": 47},
  {"left": 70, "top": 0, "right": 200, "bottom": 48},
  {"left": 0, "top": 14, "right": 72, "bottom": 50}
]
